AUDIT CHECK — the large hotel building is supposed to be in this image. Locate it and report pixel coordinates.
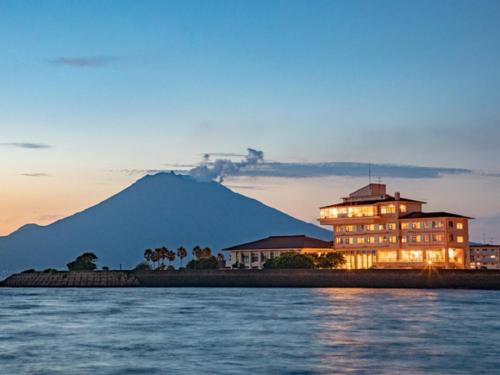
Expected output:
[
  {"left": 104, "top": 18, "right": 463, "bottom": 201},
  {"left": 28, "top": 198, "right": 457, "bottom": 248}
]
[{"left": 319, "top": 183, "right": 471, "bottom": 269}]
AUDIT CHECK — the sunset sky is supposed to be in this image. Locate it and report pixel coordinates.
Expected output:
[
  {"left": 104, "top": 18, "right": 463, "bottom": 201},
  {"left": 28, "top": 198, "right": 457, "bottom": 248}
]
[{"left": 1, "top": 0, "right": 500, "bottom": 241}]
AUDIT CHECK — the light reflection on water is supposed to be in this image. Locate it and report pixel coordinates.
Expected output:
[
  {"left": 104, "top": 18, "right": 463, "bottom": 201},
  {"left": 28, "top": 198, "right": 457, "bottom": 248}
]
[{"left": 0, "top": 288, "right": 499, "bottom": 374}]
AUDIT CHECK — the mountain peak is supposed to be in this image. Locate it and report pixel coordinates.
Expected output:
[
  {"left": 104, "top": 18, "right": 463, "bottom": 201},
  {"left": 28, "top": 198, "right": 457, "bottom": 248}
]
[{"left": 0, "top": 173, "right": 330, "bottom": 272}]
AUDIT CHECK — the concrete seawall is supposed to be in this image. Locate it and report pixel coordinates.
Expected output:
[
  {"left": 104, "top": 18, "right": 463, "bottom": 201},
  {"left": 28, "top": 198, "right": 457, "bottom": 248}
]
[
  {"left": 0, "top": 271, "right": 140, "bottom": 287},
  {"left": 1, "top": 269, "right": 500, "bottom": 289}
]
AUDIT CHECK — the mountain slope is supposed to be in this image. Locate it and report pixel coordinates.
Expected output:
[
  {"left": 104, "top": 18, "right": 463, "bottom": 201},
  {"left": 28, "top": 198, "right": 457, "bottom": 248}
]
[{"left": 0, "top": 173, "right": 330, "bottom": 273}]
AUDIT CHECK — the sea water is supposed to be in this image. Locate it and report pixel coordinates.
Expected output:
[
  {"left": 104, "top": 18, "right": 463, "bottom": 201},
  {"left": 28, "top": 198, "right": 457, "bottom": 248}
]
[{"left": 0, "top": 288, "right": 499, "bottom": 374}]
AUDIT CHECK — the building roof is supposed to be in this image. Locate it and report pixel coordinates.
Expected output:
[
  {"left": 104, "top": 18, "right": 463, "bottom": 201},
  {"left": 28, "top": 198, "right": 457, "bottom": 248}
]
[
  {"left": 223, "top": 235, "right": 333, "bottom": 251},
  {"left": 320, "top": 196, "right": 425, "bottom": 209},
  {"left": 470, "top": 243, "right": 500, "bottom": 248},
  {"left": 399, "top": 211, "right": 473, "bottom": 219}
]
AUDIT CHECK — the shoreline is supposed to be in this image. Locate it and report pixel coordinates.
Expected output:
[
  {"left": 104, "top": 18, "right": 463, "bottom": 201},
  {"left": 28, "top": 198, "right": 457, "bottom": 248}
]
[{"left": 1, "top": 269, "right": 500, "bottom": 289}]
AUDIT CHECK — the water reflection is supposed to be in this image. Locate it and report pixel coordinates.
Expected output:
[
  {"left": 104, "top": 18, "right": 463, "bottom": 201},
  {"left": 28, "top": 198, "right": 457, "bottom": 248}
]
[{"left": 0, "top": 288, "right": 499, "bottom": 374}]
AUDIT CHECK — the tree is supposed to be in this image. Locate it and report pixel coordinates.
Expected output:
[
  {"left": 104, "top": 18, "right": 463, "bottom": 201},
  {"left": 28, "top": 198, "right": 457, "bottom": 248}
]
[
  {"left": 186, "top": 256, "right": 218, "bottom": 270},
  {"left": 134, "top": 262, "right": 152, "bottom": 272},
  {"left": 144, "top": 248, "right": 153, "bottom": 266},
  {"left": 263, "top": 252, "right": 315, "bottom": 269},
  {"left": 167, "top": 250, "right": 176, "bottom": 266},
  {"left": 192, "top": 246, "right": 202, "bottom": 260},
  {"left": 314, "top": 252, "right": 346, "bottom": 269},
  {"left": 150, "top": 251, "right": 160, "bottom": 270},
  {"left": 67, "top": 252, "right": 98, "bottom": 271},
  {"left": 156, "top": 247, "right": 168, "bottom": 269},
  {"left": 201, "top": 247, "right": 212, "bottom": 259},
  {"left": 177, "top": 246, "right": 187, "bottom": 267}
]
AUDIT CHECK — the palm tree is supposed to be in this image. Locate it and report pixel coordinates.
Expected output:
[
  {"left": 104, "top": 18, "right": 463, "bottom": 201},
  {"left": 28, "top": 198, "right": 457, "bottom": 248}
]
[
  {"left": 167, "top": 250, "right": 176, "bottom": 266},
  {"left": 177, "top": 246, "right": 187, "bottom": 267},
  {"left": 144, "top": 248, "right": 153, "bottom": 266},
  {"left": 201, "top": 247, "right": 212, "bottom": 259},
  {"left": 150, "top": 251, "right": 159, "bottom": 270},
  {"left": 192, "top": 245, "right": 202, "bottom": 260},
  {"left": 156, "top": 247, "right": 168, "bottom": 269}
]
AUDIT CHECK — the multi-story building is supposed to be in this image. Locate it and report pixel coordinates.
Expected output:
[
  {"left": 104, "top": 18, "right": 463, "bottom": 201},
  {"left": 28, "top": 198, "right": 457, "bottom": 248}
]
[
  {"left": 319, "top": 183, "right": 471, "bottom": 269},
  {"left": 468, "top": 244, "right": 500, "bottom": 270}
]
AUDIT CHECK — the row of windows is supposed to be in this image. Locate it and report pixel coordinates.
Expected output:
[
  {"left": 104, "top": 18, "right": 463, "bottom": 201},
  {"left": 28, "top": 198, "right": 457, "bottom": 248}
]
[
  {"left": 336, "top": 236, "right": 398, "bottom": 245},
  {"left": 336, "top": 234, "right": 464, "bottom": 245},
  {"left": 335, "top": 220, "right": 464, "bottom": 233},
  {"left": 320, "top": 204, "right": 408, "bottom": 219},
  {"left": 336, "top": 223, "right": 397, "bottom": 233}
]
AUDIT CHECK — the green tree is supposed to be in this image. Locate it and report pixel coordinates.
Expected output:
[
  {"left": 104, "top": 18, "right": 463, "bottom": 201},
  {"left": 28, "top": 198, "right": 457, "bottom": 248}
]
[
  {"left": 156, "top": 247, "right": 168, "bottom": 269},
  {"left": 177, "top": 246, "right": 187, "bottom": 267},
  {"left": 67, "top": 252, "right": 98, "bottom": 271},
  {"left": 134, "top": 262, "right": 152, "bottom": 272},
  {"left": 263, "top": 252, "right": 315, "bottom": 269},
  {"left": 315, "top": 252, "right": 346, "bottom": 269},
  {"left": 192, "top": 246, "right": 202, "bottom": 260},
  {"left": 186, "top": 256, "right": 218, "bottom": 270},
  {"left": 144, "top": 248, "right": 153, "bottom": 266},
  {"left": 167, "top": 250, "right": 176, "bottom": 266},
  {"left": 201, "top": 247, "right": 212, "bottom": 259}
]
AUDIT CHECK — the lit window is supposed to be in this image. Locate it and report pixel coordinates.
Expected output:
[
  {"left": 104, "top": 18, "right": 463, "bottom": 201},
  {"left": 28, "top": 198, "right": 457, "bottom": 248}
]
[
  {"left": 411, "top": 222, "right": 421, "bottom": 229},
  {"left": 349, "top": 237, "right": 354, "bottom": 245},
  {"left": 457, "top": 222, "right": 464, "bottom": 230},
  {"left": 416, "top": 235, "right": 422, "bottom": 242},
  {"left": 381, "top": 205, "right": 396, "bottom": 214},
  {"left": 402, "top": 236, "right": 408, "bottom": 243},
  {"left": 388, "top": 223, "right": 396, "bottom": 230},
  {"left": 457, "top": 236, "right": 464, "bottom": 243},
  {"left": 389, "top": 236, "right": 397, "bottom": 243},
  {"left": 400, "top": 204, "right": 407, "bottom": 213},
  {"left": 401, "top": 223, "right": 409, "bottom": 229}
]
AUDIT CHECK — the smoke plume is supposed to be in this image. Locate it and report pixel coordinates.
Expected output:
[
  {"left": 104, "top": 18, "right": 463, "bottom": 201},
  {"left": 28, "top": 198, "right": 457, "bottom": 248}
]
[{"left": 189, "top": 148, "right": 264, "bottom": 182}]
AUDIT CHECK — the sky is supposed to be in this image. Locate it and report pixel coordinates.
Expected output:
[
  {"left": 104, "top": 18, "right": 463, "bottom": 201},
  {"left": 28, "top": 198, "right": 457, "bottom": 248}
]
[{"left": 1, "top": 0, "right": 500, "bottom": 241}]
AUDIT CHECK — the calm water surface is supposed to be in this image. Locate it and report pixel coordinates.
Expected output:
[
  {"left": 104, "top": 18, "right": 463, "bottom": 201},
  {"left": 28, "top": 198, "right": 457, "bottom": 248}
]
[{"left": 0, "top": 288, "right": 499, "bottom": 374}]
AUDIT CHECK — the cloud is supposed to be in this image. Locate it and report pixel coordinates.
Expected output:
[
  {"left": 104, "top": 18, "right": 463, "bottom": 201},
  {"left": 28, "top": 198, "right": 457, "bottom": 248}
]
[
  {"left": 48, "top": 56, "right": 119, "bottom": 68},
  {"left": 20, "top": 173, "right": 49, "bottom": 177},
  {"left": 0, "top": 142, "right": 52, "bottom": 149},
  {"left": 1, "top": 142, "right": 50, "bottom": 149},
  {"left": 186, "top": 148, "right": 473, "bottom": 181}
]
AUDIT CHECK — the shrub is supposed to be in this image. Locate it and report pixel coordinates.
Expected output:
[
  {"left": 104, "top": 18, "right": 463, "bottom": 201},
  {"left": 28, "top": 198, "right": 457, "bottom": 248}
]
[
  {"left": 314, "top": 252, "right": 346, "bottom": 269},
  {"left": 166, "top": 265, "right": 175, "bottom": 271},
  {"left": 264, "top": 252, "right": 315, "bottom": 269},
  {"left": 133, "top": 262, "right": 152, "bottom": 272},
  {"left": 102, "top": 266, "right": 110, "bottom": 271},
  {"left": 186, "top": 256, "right": 219, "bottom": 270},
  {"left": 43, "top": 268, "right": 58, "bottom": 274},
  {"left": 67, "top": 252, "right": 98, "bottom": 271},
  {"left": 21, "top": 269, "right": 36, "bottom": 274}
]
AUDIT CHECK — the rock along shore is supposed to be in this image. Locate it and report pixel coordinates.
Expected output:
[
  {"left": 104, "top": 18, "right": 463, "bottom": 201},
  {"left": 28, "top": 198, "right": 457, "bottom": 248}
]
[{"left": 1, "top": 269, "right": 500, "bottom": 289}]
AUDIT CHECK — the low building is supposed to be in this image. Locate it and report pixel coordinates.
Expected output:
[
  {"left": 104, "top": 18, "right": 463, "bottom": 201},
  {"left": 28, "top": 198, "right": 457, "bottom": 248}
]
[
  {"left": 319, "top": 183, "right": 472, "bottom": 269},
  {"left": 468, "top": 244, "right": 500, "bottom": 270},
  {"left": 224, "top": 235, "right": 333, "bottom": 269}
]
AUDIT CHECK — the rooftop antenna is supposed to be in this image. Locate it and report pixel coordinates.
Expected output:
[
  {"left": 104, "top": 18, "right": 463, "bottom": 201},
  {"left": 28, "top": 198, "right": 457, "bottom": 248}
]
[{"left": 377, "top": 176, "right": 382, "bottom": 184}]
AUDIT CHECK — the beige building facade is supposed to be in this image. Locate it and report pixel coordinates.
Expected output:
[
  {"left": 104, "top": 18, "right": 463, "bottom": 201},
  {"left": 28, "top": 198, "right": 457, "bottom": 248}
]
[
  {"left": 468, "top": 244, "right": 500, "bottom": 270},
  {"left": 319, "top": 183, "right": 471, "bottom": 269}
]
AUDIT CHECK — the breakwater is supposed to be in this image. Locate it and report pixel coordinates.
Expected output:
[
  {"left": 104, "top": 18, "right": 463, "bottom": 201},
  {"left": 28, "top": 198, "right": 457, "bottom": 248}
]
[{"left": 1, "top": 269, "right": 500, "bottom": 289}]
